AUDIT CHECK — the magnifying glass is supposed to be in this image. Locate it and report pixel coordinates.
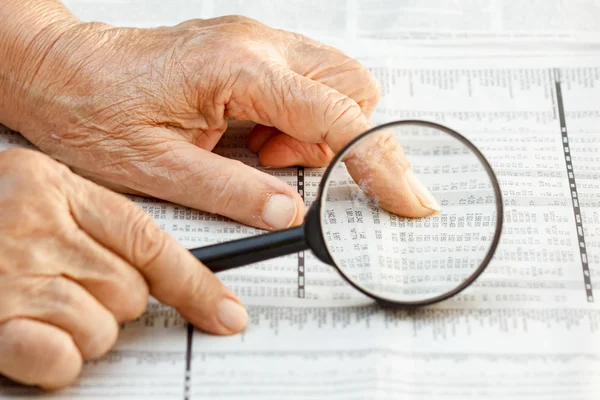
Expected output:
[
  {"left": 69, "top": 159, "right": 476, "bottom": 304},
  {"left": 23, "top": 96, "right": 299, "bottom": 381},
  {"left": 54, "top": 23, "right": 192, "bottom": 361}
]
[{"left": 190, "top": 120, "right": 503, "bottom": 307}]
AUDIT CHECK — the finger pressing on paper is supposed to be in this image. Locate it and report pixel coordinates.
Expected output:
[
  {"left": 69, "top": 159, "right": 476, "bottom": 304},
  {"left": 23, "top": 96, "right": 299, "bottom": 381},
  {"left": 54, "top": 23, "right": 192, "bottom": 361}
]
[
  {"left": 67, "top": 178, "right": 249, "bottom": 335},
  {"left": 342, "top": 127, "right": 441, "bottom": 218},
  {"left": 236, "top": 68, "right": 439, "bottom": 217}
]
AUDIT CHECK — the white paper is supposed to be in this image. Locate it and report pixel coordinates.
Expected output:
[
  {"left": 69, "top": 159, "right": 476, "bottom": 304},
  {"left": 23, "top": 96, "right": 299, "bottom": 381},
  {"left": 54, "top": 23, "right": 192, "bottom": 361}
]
[
  {"left": 2, "top": 1, "right": 600, "bottom": 399},
  {"left": 64, "top": 0, "right": 600, "bottom": 43}
]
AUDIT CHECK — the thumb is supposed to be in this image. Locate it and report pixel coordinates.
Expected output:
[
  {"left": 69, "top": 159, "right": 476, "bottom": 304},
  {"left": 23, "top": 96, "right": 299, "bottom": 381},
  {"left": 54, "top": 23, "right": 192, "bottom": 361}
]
[
  {"left": 68, "top": 176, "right": 248, "bottom": 335},
  {"left": 111, "top": 134, "right": 305, "bottom": 231},
  {"left": 240, "top": 67, "right": 440, "bottom": 217}
]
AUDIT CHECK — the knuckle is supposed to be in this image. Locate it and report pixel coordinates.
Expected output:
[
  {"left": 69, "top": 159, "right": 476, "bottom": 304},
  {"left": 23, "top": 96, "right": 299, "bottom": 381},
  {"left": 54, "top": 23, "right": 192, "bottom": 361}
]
[
  {"left": 293, "top": 143, "right": 334, "bottom": 167},
  {"left": 337, "top": 61, "right": 381, "bottom": 113},
  {"left": 0, "top": 149, "right": 42, "bottom": 179},
  {"left": 372, "top": 74, "right": 382, "bottom": 99},
  {"left": 322, "top": 95, "right": 362, "bottom": 139},
  {"left": 24, "top": 276, "right": 65, "bottom": 303},
  {"left": 174, "top": 263, "right": 210, "bottom": 307},
  {"left": 3, "top": 248, "right": 46, "bottom": 276},
  {"left": 3, "top": 319, "right": 81, "bottom": 387},
  {"left": 0, "top": 148, "right": 73, "bottom": 208},
  {"left": 223, "top": 15, "right": 265, "bottom": 32},
  {"left": 176, "top": 18, "right": 204, "bottom": 28},
  {"left": 0, "top": 204, "right": 73, "bottom": 277},
  {"left": 115, "top": 282, "right": 149, "bottom": 322},
  {"left": 0, "top": 148, "right": 65, "bottom": 176},
  {"left": 27, "top": 277, "right": 80, "bottom": 314},
  {"left": 79, "top": 262, "right": 149, "bottom": 323},
  {"left": 361, "top": 66, "right": 380, "bottom": 94},
  {"left": 221, "top": 15, "right": 254, "bottom": 24},
  {"left": 37, "top": 330, "right": 82, "bottom": 387},
  {"left": 364, "top": 70, "right": 382, "bottom": 104},
  {"left": 84, "top": 315, "right": 119, "bottom": 359},
  {"left": 317, "top": 143, "right": 335, "bottom": 164},
  {"left": 289, "top": 31, "right": 311, "bottom": 44},
  {"left": 0, "top": 148, "right": 42, "bottom": 166},
  {"left": 126, "top": 206, "right": 168, "bottom": 270},
  {"left": 0, "top": 320, "right": 29, "bottom": 359},
  {"left": 21, "top": 276, "right": 127, "bottom": 358}
]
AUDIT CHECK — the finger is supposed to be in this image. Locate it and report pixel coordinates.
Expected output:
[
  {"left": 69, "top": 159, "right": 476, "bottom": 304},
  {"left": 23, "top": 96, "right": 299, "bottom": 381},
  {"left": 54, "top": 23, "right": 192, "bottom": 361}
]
[
  {"left": 247, "top": 125, "right": 334, "bottom": 168},
  {"left": 97, "top": 132, "right": 304, "bottom": 231},
  {"left": 15, "top": 209, "right": 151, "bottom": 323},
  {"left": 343, "top": 129, "right": 440, "bottom": 217},
  {"left": 282, "top": 37, "right": 381, "bottom": 117},
  {"left": 0, "top": 319, "right": 82, "bottom": 390},
  {"left": 177, "top": 123, "right": 228, "bottom": 151},
  {"left": 247, "top": 124, "right": 278, "bottom": 153},
  {"left": 230, "top": 68, "right": 438, "bottom": 217},
  {"left": 53, "top": 225, "right": 149, "bottom": 323},
  {"left": 259, "top": 132, "right": 335, "bottom": 168},
  {"left": 0, "top": 166, "right": 149, "bottom": 324},
  {"left": 229, "top": 66, "right": 369, "bottom": 153},
  {"left": 70, "top": 167, "right": 148, "bottom": 196},
  {"left": 182, "top": 17, "right": 380, "bottom": 117},
  {"left": 0, "top": 275, "right": 118, "bottom": 360},
  {"left": 67, "top": 179, "right": 250, "bottom": 335}
]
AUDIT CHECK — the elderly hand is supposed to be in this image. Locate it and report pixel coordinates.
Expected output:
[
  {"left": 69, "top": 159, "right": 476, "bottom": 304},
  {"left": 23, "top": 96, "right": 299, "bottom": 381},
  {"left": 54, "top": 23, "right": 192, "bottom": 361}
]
[
  {"left": 0, "top": 0, "right": 441, "bottom": 390},
  {"left": 2, "top": 8, "right": 438, "bottom": 231},
  {"left": 0, "top": 148, "right": 248, "bottom": 389}
]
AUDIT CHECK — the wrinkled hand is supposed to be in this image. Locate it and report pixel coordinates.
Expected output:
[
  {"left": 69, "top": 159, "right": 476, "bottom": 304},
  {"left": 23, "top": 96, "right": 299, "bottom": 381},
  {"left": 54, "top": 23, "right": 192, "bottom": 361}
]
[
  {"left": 0, "top": 148, "right": 248, "bottom": 389},
  {"left": 11, "top": 15, "right": 437, "bottom": 230}
]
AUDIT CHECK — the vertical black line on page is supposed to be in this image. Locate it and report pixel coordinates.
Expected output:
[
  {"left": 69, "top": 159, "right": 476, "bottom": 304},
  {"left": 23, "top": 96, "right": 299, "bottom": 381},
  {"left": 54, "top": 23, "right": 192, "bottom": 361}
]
[
  {"left": 297, "top": 166, "right": 305, "bottom": 298},
  {"left": 183, "top": 323, "right": 193, "bottom": 400},
  {"left": 554, "top": 68, "right": 593, "bottom": 302}
]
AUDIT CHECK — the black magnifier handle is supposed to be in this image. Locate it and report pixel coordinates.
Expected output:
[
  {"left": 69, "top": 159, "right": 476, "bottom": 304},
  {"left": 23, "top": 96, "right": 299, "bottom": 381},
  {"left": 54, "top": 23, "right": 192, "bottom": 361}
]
[{"left": 190, "top": 225, "right": 309, "bottom": 272}]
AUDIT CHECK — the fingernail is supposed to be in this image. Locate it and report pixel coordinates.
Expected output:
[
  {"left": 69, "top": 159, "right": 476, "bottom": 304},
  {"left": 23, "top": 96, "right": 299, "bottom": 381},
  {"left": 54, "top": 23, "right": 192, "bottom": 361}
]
[
  {"left": 218, "top": 298, "right": 248, "bottom": 332},
  {"left": 263, "top": 194, "right": 297, "bottom": 229},
  {"left": 405, "top": 169, "right": 440, "bottom": 213}
]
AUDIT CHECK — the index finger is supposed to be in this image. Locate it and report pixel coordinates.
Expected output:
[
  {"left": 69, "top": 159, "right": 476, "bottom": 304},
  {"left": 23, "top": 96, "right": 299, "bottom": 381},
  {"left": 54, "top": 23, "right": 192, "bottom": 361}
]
[
  {"left": 341, "top": 125, "right": 440, "bottom": 217},
  {"left": 239, "top": 67, "right": 438, "bottom": 217},
  {"left": 66, "top": 176, "right": 248, "bottom": 336}
]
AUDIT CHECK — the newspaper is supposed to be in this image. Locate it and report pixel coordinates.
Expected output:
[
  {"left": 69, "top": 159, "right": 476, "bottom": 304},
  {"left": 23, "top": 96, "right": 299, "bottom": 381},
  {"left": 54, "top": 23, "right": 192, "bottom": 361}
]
[{"left": 1, "top": 0, "right": 600, "bottom": 399}]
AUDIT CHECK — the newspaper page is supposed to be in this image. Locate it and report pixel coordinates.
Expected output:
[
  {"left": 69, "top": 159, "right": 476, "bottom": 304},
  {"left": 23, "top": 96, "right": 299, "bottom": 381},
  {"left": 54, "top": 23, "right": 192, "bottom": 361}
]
[
  {"left": 64, "top": 0, "right": 600, "bottom": 44},
  {"left": 1, "top": 1, "right": 600, "bottom": 399}
]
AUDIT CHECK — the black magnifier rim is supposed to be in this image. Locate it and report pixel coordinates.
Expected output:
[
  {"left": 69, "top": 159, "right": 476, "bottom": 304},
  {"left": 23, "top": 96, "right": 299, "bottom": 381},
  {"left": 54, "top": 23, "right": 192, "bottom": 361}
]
[{"left": 316, "top": 119, "right": 504, "bottom": 307}]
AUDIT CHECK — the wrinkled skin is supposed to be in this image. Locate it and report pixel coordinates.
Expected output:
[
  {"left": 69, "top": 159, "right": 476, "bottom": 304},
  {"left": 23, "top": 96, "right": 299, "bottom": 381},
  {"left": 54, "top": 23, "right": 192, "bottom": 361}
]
[
  {"left": 10, "top": 15, "right": 437, "bottom": 229},
  {"left": 14, "top": 16, "right": 403, "bottom": 230},
  {"left": 0, "top": 148, "right": 247, "bottom": 389},
  {"left": 0, "top": 7, "right": 440, "bottom": 390}
]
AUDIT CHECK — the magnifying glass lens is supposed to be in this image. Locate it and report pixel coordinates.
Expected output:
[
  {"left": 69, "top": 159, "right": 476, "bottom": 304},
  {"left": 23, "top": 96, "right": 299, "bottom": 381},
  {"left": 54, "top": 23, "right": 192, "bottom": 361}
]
[{"left": 320, "top": 122, "right": 500, "bottom": 304}]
